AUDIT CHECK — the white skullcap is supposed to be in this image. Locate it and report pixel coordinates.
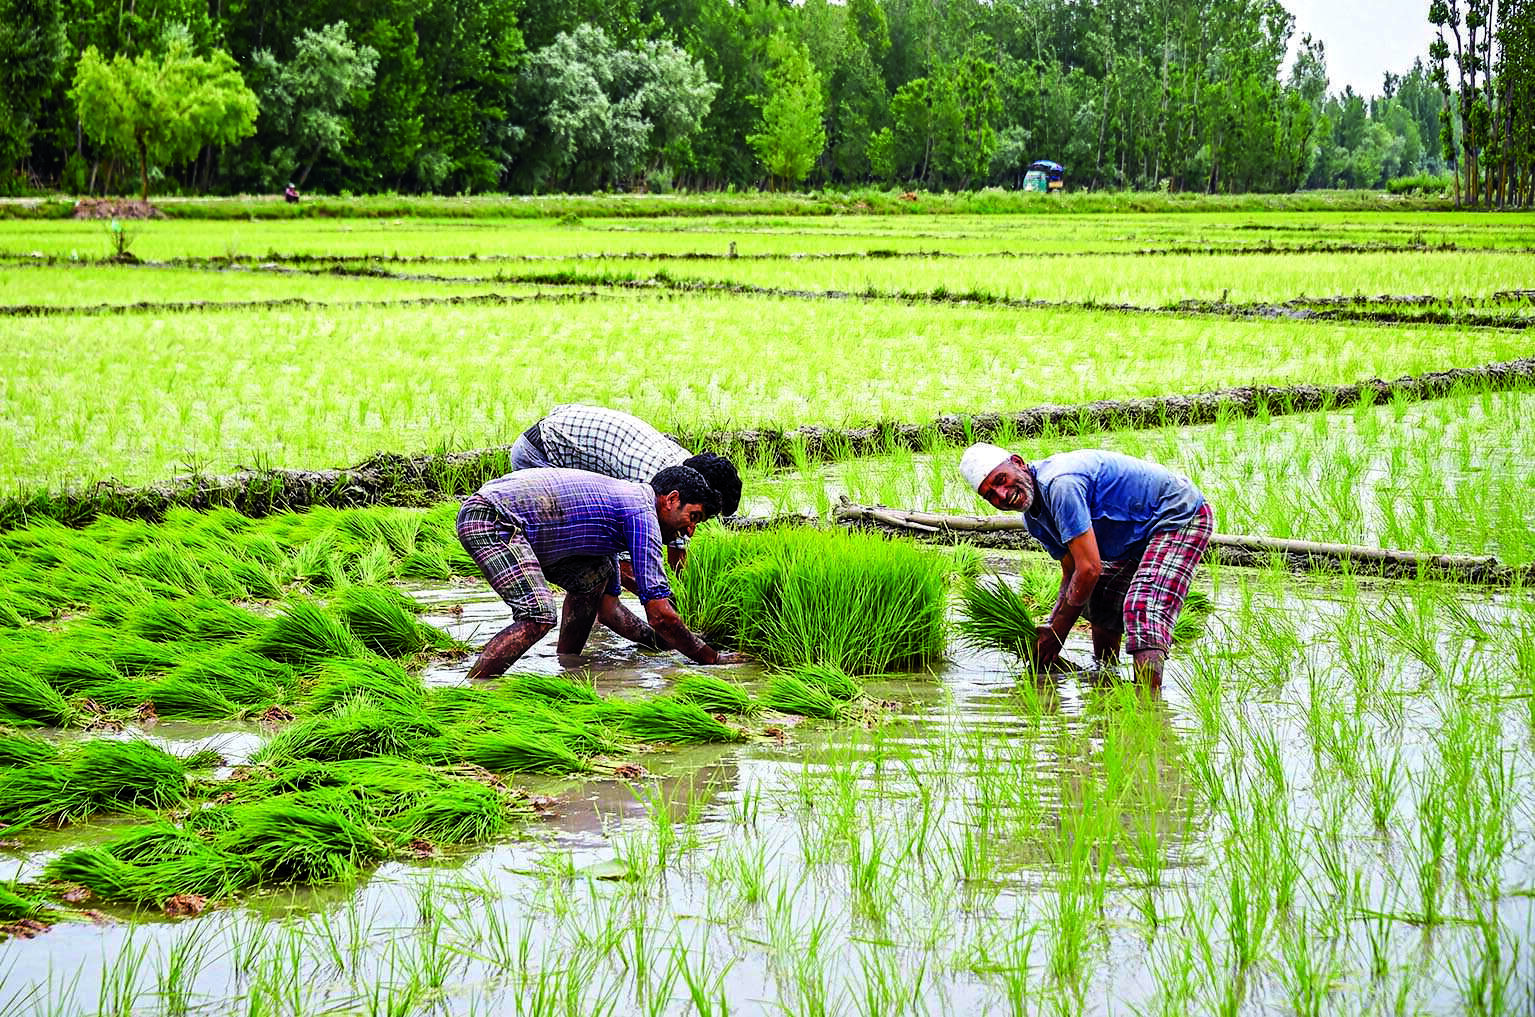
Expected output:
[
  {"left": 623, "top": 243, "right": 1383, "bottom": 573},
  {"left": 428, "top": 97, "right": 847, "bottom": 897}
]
[{"left": 959, "top": 443, "right": 1013, "bottom": 492}]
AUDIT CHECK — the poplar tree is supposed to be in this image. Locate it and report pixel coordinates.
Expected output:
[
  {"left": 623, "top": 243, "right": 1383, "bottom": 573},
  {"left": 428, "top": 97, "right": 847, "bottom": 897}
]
[{"left": 749, "top": 36, "right": 826, "bottom": 187}]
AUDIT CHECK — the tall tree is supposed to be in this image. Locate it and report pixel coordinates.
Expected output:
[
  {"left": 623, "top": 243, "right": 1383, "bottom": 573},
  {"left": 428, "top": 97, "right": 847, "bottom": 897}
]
[
  {"left": 250, "top": 22, "right": 379, "bottom": 189},
  {"left": 70, "top": 27, "right": 259, "bottom": 199},
  {"left": 0, "top": 0, "right": 67, "bottom": 187},
  {"left": 749, "top": 34, "right": 826, "bottom": 186}
]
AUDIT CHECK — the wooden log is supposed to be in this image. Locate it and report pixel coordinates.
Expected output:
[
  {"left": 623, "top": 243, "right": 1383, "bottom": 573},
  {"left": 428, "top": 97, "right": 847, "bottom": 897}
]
[{"left": 830, "top": 498, "right": 1530, "bottom": 586}]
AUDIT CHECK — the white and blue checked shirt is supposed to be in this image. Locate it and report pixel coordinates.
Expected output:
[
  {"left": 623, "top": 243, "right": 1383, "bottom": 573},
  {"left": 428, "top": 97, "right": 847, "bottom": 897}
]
[{"left": 536, "top": 405, "right": 690, "bottom": 486}]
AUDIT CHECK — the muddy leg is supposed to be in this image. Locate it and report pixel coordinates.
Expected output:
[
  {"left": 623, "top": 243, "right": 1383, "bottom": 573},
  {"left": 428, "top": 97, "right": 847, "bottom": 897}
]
[
  {"left": 467, "top": 619, "right": 553, "bottom": 681},
  {"left": 557, "top": 591, "right": 602, "bottom": 655},
  {"left": 1132, "top": 649, "right": 1165, "bottom": 690},
  {"left": 1091, "top": 624, "right": 1122, "bottom": 668}
]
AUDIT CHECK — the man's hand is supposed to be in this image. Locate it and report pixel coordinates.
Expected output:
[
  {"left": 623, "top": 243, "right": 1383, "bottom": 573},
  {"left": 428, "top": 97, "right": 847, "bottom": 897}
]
[
  {"left": 708, "top": 650, "right": 748, "bottom": 665},
  {"left": 644, "top": 597, "right": 721, "bottom": 664},
  {"left": 1033, "top": 627, "right": 1064, "bottom": 670}
]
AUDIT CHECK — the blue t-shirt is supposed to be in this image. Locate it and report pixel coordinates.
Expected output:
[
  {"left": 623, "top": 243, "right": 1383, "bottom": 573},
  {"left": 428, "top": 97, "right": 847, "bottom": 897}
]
[{"left": 1021, "top": 450, "right": 1206, "bottom": 562}]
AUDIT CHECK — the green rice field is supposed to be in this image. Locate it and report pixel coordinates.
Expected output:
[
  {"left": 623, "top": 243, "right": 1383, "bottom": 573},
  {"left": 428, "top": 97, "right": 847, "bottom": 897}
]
[{"left": 1, "top": 202, "right": 1532, "bottom": 1015}]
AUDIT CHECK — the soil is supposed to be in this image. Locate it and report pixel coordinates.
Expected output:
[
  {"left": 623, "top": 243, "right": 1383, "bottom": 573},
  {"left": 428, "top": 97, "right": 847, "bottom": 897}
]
[{"left": 71, "top": 199, "right": 164, "bottom": 221}]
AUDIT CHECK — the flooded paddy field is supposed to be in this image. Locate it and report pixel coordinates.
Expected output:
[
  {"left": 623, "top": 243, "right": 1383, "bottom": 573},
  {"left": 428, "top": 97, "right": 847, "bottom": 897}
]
[{"left": 3, "top": 545, "right": 1533, "bottom": 1016}]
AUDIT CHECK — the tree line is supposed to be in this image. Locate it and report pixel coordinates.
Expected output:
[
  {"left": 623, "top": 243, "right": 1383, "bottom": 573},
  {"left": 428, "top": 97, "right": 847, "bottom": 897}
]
[{"left": 0, "top": 0, "right": 1529, "bottom": 204}]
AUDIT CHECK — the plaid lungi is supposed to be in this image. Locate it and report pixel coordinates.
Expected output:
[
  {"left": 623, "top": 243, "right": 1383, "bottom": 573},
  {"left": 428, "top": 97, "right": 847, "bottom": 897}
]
[
  {"left": 1084, "top": 502, "right": 1214, "bottom": 654},
  {"left": 455, "top": 495, "right": 613, "bottom": 625}
]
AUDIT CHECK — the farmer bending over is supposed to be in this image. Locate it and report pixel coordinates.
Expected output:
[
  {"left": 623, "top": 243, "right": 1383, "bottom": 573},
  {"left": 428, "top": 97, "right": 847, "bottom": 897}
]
[
  {"left": 960, "top": 445, "right": 1213, "bottom": 688},
  {"left": 511, "top": 403, "right": 742, "bottom": 576},
  {"left": 456, "top": 465, "right": 740, "bottom": 680}
]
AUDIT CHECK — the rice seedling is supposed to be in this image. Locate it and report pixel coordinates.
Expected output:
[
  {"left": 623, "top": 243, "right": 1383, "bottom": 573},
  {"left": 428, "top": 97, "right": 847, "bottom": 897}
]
[
  {"left": 390, "top": 781, "right": 512, "bottom": 844},
  {"left": 0, "top": 664, "right": 78, "bottom": 726},
  {"left": 498, "top": 672, "right": 601, "bottom": 704},
  {"left": 788, "top": 662, "right": 864, "bottom": 702},
  {"left": 250, "top": 599, "right": 367, "bottom": 667},
  {"left": 604, "top": 698, "right": 745, "bottom": 744},
  {"left": 957, "top": 575, "right": 1039, "bottom": 660},
  {"left": 460, "top": 728, "right": 590, "bottom": 774},
  {"left": 0, "top": 729, "right": 57, "bottom": 767},
  {"left": 335, "top": 585, "right": 460, "bottom": 656},
  {"left": 672, "top": 527, "right": 947, "bottom": 674},
  {"left": 90, "top": 675, "right": 242, "bottom": 720},
  {"left": 256, "top": 697, "right": 446, "bottom": 764},
  {"left": 673, "top": 673, "right": 755, "bottom": 714},
  {"left": 0, "top": 880, "right": 52, "bottom": 922},
  {"left": 305, "top": 655, "right": 426, "bottom": 714},
  {"left": 764, "top": 672, "right": 845, "bottom": 720},
  {"left": 60, "top": 629, "right": 188, "bottom": 675},
  {"left": 0, "top": 738, "right": 188, "bottom": 831},
  {"left": 214, "top": 795, "right": 390, "bottom": 886},
  {"left": 164, "top": 647, "right": 292, "bottom": 706}
]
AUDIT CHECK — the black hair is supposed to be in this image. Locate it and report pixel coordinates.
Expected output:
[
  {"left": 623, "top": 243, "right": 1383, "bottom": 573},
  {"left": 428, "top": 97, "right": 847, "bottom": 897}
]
[
  {"left": 652, "top": 465, "right": 721, "bottom": 518},
  {"left": 682, "top": 453, "right": 743, "bottom": 517}
]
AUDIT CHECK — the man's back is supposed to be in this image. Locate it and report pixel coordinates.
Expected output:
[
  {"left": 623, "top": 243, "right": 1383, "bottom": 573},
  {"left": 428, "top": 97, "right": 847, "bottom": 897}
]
[{"left": 537, "top": 404, "right": 690, "bottom": 484}]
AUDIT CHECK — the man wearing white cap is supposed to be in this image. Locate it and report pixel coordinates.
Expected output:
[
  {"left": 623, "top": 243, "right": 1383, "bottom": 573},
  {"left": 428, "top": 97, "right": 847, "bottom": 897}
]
[{"left": 959, "top": 444, "right": 1213, "bottom": 688}]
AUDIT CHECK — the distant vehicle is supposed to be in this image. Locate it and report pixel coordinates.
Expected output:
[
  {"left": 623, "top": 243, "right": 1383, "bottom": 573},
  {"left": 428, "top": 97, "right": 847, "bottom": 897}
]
[{"left": 1023, "top": 160, "right": 1064, "bottom": 193}]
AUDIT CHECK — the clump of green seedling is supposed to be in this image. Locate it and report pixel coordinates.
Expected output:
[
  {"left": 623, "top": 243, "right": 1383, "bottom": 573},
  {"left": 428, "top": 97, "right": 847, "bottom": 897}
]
[
  {"left": 764, "top": 672, "right": 845, "bottom": 719},
  {"left": 0, "top": 738, "right": 189, "bottom": 832},
  {"left": 604, "top": 697, "right": 746, "bottom": 744},
  {"left": 957, "top": 575, "right": 1040, "bottom": 659},
  {"left": 334, "top": 585, "right": 460, "bottom": 656},
  {"left": 674, "top": 673, "right": 756, "bottom": 714},
  {"left": 256, "top": 697, "right": 446, "bottom": 764},
  {"left": 305, "top": 656, "right": 426, "bottom": 714},
  {"left": 250, "top": 599, "right": 366, "bottom": 667}
]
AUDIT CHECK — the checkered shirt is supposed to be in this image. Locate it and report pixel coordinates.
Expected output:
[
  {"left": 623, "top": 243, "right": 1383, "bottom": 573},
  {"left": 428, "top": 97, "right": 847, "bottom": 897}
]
[
  {"left": 536, "top": 404, "right": 690, "bottom": 486},
  {"left": 472, "top": 468, "right": 673, "bottom": 603}
]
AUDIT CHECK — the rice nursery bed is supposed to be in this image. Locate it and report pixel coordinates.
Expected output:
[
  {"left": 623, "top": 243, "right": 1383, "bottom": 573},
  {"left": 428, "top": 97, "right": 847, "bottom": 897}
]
[
  {"left": 8, "top": 295, "right": 1534, "bottom": 493},
  {"left": 2, "top": 543, "right": 1532, "bottom": 1016}
]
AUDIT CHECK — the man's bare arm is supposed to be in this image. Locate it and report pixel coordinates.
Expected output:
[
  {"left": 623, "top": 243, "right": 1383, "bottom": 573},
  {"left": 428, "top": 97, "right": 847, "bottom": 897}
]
[{"left": 644, "top": 597, "right": 730, "bottom": 664}]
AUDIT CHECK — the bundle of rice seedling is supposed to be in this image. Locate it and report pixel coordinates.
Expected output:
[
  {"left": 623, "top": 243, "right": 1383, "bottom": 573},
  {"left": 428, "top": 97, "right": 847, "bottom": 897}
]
[
  {"left": 46, "top": 823, "right": 250, "bottom": 903},
  {"left": 166, "top": 648, "right": 291, "bottom": 707},
  {"left": 1173, "top": 589, "right": 1214, "bottom": 644},
  {"left": 135, "top": 676, "right": 242, "bottom": 720},
  {"left": 390, "top": 782, "right": 510, "bottom": 844},
  {"left": 0, "top": 665, "right": 77, "bottom": 726},
  {"left": 673, "top": 528, "right": 948, "bottom": 674},
  {"left": 0, "top": 765, "right": 69, "bottom": 829},
  {"left": 506, "top": 700, "right": 627, "bottom": 756},
  {"left": 13, "top": 648, "right": 120, "bottom": 695},
  {"left": 460, "top": 729, "right": 589, "bottom": 774},
  {"left": 67, "top": 739, "right": 190, "bottom": 812},
  {"left": 62, "top": 630, "right": 187, "bottom": 675},
  {"left": 229, "top": 559, "right": 285, "bottom": 600},
  {"left": 0, "top": 730, "right": 58, "bottom": 768},
  {"left": 348, "top": 543, "right": 395, "bottom": 586},
  {"left": 673, "top": 673, "right": 755, "bottom": 715},
  {"left": 215, "top": 796, "right": 388, "bottom": 886},
  {"left": 335, "top": 586, "right": 458, "bottom": 657},
  {"left": 788, "top": 662, "right": 863, "bottom": 702},
  {"left": 305, "top": 656, "right": 425, "bottom": 714},
  {"left": 419, "top": 685, "right": 492, "bottom": 722},
  {"left": 120, "top": 545, "right": 212, "bottom": 596},
  {"left": 256, "top": 698, "right": 444, "bottom": 764},
  {"left": 289, "top": 534, "right": 348, "bottom": 591},
  {"left": 764, "top": 673, "right": 844, "bottom": 720},
  {"left": 607, "top": 698, "right": 745, "bottom": 744},
  {"left": 957, "top": 576, "right": 1041, "bottom": 659},
  {"left": 397, "top": 548, "right": 454, "bottom": 582},
  {"left": 120, "top": 598, "right": 194, "bottom": 642},
  {"left": 944, "top": 543, "right": 988, "bottom": 582},
  {"left": 497, "top": 672, "right": 600, "bottom": 704},
  {"left": 0, "top": 880, "right": 51, "bottom": 921},
  {"left": 251, "top": 599, "right": 366, "bottom": 667},
  {"left": 0, "top": 739, "right": 187, "bottom": 830}
]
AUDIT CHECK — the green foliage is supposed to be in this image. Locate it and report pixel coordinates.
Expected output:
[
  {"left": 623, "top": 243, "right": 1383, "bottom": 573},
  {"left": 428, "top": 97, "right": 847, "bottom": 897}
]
[
  {"left": 673, "top": 673, "right": 755, "bottom": 715},
  {"left": 0, "top": 0, "right": 67, "bottom": 186},
  {"left": 749, "top": 35, "right": 825, "bottom": 186},
  {"left": 70, "top": 28, "right": 259, "bottom": 200},
  {"left": 0, "top": 738, "right": 187, "bottom": 831},
  {"left": 249, "top": 22, "right": 379, "bottom": 190},
  {"left": 335, "top": 585, "right": 458, "bottom": 657}
]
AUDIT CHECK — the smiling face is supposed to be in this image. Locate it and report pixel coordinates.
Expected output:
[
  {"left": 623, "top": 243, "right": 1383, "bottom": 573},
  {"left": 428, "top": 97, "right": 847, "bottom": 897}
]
[
  {"left": 977, "top": 456, "right": 1034, "bottom": 512},
  {"left": 655, "top": 490, "right": 707, "bottom": 543}
]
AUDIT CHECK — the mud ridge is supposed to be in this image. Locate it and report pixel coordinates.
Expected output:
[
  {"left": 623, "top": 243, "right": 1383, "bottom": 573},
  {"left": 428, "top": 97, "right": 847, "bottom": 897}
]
[
  {"left": 6, "top": 357, "right": 1533, "bottom": 531},
  {"left": 0, "top": 289, "right": 621, "bottom": 318}
]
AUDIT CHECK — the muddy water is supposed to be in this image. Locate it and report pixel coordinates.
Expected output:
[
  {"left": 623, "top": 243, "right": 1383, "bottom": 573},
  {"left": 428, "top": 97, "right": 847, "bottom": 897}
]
[{"left": 3, "top": 563, "right": 1533, "bottom": 1015}]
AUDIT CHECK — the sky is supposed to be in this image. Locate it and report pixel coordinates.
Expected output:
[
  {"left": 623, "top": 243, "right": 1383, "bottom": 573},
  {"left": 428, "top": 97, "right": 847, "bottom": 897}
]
[{"left": 1281, "top": 0, "right": 1441, "bottom": 97}]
